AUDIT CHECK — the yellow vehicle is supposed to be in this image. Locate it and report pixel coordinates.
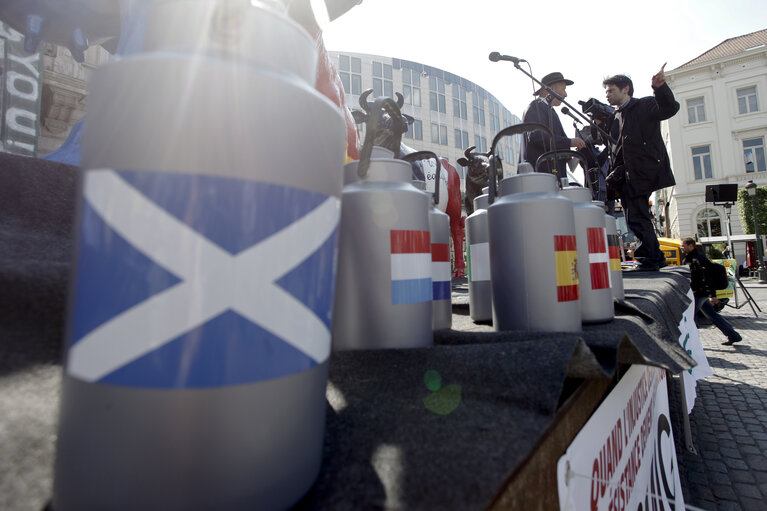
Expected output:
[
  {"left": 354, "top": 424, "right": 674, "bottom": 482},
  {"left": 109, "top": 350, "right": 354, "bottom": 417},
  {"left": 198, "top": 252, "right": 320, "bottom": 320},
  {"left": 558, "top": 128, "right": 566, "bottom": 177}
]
[{"left": 658, "top": 237, "right": 683, "bottom": 266}]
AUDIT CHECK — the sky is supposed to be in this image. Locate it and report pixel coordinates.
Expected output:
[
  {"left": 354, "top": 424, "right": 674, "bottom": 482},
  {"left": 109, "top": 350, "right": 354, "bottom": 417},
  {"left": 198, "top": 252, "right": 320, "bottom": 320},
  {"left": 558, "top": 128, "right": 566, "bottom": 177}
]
[{"left": 322, "top": 0, "right": 766, "bottom": 138}]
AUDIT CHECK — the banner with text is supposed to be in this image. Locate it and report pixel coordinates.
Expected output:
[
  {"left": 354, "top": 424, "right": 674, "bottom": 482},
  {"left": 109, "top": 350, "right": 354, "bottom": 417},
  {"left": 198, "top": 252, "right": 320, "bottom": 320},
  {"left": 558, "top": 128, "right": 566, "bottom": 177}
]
[
  {"left": 557, "top": 365, "right": 684, "bottom": 511},
  {"left": 1, "top": 22, "right": 43, "bottom": 157}
]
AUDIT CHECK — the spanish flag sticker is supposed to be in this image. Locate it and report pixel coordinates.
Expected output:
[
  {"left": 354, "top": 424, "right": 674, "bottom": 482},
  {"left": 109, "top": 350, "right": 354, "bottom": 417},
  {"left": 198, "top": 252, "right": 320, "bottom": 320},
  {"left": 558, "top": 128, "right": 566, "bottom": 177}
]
[{"left": 554, "top": 235, "right": 579, "bottom": 302}]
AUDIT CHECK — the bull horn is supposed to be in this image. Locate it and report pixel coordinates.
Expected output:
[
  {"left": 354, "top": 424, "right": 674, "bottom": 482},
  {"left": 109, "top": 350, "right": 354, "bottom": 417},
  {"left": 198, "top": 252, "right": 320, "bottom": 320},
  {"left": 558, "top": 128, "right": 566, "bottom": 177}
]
[
  {"left": 359, "top": 89, "right": 374, "bottom": 112},
  {"left": 395, "top": 92, "right": 404, "bottom": 108},
  {"left": 464, "top": 146, "right": 476, "bottom": 159}
]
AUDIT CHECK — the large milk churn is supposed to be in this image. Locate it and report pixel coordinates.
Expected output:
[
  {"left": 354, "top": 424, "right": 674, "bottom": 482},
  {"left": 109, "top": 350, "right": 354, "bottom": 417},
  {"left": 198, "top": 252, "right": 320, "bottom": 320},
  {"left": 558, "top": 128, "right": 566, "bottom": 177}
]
[
  {"left": 466, "top": 192, "right": 492, "bottom": 321},
  {"left": 53, "top": 2, "right": 346, "bottom": 510},
  {"left": 404, "top": 151, "right": 451, "bottom": 330},
  {"left": 560, "top": 187, "right": 614, "bottom": 323},
  {"left": 603, "top": 211, "right": 625, "bottom": 300},
  {"left": 486, "top": 124, "right": 581, "bottom": 333},
  {"left": 332, "top": 99, "right": 432, "bottom": 350}
]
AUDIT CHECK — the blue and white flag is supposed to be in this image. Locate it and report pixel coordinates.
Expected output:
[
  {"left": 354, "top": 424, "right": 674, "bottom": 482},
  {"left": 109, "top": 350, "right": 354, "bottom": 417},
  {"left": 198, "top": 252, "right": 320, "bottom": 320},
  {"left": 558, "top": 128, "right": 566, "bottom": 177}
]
[{"left": 67, "top": 169, "right": 339, "bottom": 389}]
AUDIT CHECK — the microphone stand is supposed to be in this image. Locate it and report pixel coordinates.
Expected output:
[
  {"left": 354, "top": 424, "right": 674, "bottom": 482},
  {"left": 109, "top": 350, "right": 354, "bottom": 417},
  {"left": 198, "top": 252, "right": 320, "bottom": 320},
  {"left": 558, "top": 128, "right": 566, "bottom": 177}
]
[
  {"left": 543, "top": 94, "right": 561, "bottom": 184},
  {"left": 510, "top": 62, "right": 617, "bottom": 146}
]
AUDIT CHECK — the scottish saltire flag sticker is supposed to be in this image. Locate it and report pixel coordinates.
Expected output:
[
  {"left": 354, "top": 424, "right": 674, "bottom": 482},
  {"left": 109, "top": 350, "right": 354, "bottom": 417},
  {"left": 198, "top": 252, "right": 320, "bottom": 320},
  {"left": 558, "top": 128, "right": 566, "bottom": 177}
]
[
  {"left": 390, "top": 230, "right": 432, "bottom": 305},
  {"left": 587, "top": 227, "right": 610, "bottom": 290},
  {"left": 67, "top": 169, "right": 339, "bottom": 389},
  {"left": 468, "top": 242, "right": 490, "bottom": 283},
  {"left": 432, "top": 242, "right": 451, "bottom": 301},
  {"left": 607, "top": 233, "right": 621, "bottom": 271},
  {"left": 554, "top": 235, "right": 579, "bottom": 302}
]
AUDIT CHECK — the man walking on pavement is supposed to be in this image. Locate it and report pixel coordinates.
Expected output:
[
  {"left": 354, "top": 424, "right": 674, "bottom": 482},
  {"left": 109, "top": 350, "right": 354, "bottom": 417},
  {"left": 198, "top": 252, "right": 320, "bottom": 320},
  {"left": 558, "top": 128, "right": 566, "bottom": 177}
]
[{"left": 681, "top": 238, "right": 744, "bottom": 346}]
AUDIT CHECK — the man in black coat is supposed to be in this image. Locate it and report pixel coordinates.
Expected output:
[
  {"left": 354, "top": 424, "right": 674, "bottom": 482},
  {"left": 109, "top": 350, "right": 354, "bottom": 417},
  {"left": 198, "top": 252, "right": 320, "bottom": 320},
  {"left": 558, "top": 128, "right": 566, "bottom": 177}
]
[
  {"left": 681, "top": 238, "right": 743, "bottom": 345},
  {"left": 604, "top": 65, "right": 679, "bottom": 271},
  {"left": 522, "top": 72, "right": 586, "bottom": 182}
]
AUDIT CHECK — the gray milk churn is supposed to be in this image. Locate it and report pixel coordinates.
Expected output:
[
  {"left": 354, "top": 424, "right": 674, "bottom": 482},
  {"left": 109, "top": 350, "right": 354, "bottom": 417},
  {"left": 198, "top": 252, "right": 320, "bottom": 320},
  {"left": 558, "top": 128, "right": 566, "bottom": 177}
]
[
  {"left": 560, "top": 187, "right": 614, "bottom": 323},
  {"left": 489, "top": 172, "right": 581, "bottom": 332},
  {"left": 604, "top": 211, "right": 625, "bottom": 300},
  {"left": 332, "top": 143, "right": 433, "bottom": 350},
  {"left": 53, "top": 2, "right": 345, "bottom": 510},
  {"left": 466, "top": 192, "right": 492, "bottom": 321},
  {"left": 404, "top": 151, "right": 451, "bottom": 330}
]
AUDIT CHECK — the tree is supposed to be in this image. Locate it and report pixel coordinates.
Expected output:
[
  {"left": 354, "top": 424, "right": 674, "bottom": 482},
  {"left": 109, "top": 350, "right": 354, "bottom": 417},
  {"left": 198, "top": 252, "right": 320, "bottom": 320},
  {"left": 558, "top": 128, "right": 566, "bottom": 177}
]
[{"left": 737, "top": 186, "right": 767, "bottom": 235}]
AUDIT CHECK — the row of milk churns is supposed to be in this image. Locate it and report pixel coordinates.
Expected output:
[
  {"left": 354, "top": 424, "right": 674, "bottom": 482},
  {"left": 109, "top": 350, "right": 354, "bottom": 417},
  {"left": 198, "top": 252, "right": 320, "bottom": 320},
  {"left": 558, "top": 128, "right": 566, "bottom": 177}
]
[
  {"left": 332, "top": 144, "right": 451, "bottom": 351},
  {"left": 466, "top": 164, "right": 624, "bottom": 331}
]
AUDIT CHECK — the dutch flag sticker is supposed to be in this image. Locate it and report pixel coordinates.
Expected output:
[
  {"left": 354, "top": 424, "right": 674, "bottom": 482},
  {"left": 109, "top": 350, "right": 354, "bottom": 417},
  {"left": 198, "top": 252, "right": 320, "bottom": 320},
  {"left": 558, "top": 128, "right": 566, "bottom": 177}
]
[{"left": 390, "top": 230, "right": 432, "bottom": 305}]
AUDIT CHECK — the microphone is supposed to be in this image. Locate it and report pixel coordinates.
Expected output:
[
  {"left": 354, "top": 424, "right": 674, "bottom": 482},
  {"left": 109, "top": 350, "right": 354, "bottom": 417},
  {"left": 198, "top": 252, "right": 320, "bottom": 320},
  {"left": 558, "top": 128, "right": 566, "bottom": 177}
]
[
  {"left": 561, "top": 107, "right": 584, "bottom": 125},
  {"left": 488, "top": 51, "right": 525, "bottom": 64}
]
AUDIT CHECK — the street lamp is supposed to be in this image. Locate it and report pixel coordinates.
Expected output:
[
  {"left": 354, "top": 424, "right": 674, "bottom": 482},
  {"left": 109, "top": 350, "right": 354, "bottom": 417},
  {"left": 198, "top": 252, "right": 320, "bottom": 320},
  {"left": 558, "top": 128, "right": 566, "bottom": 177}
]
[{"left": 745, "top": 180, "right": 767, "bottom": 283}]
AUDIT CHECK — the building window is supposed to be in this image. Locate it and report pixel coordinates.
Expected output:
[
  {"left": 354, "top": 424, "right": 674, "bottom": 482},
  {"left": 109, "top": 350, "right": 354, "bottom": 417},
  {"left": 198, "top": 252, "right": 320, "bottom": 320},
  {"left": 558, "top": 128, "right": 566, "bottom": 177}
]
[
  {"left": 737, "top": 86, "right": 758, "bottom": 114},
  {"left": 505, "top": 144, "right": 515, "bottom": 165},
  {"left": 743, "top": 137, "right": 766, "bottom": 172},
  {"left": 402, "top": 69, "right": 421, "bottom": 107},
  {"left": 454, "top": 129, "right": 469, "bottom": 149},
  {"left": 691, "top": 145, "right": 713, "bottom": 180},
  {"left": 474, "top": 135, "right": 488, "bottom": 153},
  {"left": 452, "top": 84, "right": 467, "bottom": 120},
  {"left": 431, "top": 123, "right": 447, "bottom": 145},
  {"left": 372, "top": 61, "right": 393, "bottom": 99},
  {"left": 503, "top": 109, "right": 513, "bottom": 129},
  {"left": 404, "top": 119, "right": 423, "bottom": 140},
  {"left": 489, "top": 101, "right": 501, "bottom": 133},
  {"left": 686, "top": 97, "right": 706, "bottom": 123},
  {"left": 429, "top": 76, "right": 446, "bottom": 113},
  {"left": 339, "top": 55, "right": 362, "bottom": 95},
  {"left": 696, "top": 209, "right": 722, "bottom": 238},
  {"left": 473, "top": 95, "right": 486, "bottom": 126}
]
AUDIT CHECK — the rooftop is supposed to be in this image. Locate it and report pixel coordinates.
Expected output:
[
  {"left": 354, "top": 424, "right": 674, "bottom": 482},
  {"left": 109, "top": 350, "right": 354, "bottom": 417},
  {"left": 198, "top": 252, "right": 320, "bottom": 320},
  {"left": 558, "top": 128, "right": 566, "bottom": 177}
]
[{"left": 675, "top": 28, "right": 767, "bottom": 69}]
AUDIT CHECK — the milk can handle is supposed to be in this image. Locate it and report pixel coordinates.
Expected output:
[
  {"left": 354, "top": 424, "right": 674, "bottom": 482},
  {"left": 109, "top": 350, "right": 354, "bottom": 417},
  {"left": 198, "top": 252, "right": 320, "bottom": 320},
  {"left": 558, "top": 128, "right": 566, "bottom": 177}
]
[
  {"left": 402, "top": 151, "right": 442, "bottom": 206},
  {"left": 535, "top": 149, "right": 593, "bottom": 192},
  {"left": 487, "top": 122, "right": 553, "bottom": 204}
]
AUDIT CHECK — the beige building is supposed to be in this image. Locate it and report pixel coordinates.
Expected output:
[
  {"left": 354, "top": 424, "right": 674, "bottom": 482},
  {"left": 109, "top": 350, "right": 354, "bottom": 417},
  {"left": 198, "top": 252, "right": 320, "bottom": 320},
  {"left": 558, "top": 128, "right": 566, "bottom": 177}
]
[
  {"left": 329, "top": 51, "right": 522, "bottom": 191},
  {"left": 659, "top": 29, "right": 767, "bottom": 251}
]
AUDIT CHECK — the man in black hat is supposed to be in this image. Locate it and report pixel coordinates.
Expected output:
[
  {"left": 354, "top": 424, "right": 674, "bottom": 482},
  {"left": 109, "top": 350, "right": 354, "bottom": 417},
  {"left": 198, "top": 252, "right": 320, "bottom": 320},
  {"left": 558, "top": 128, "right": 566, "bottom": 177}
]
[{"left": 521, "top": 71, "right": 586, "bottom": 182}]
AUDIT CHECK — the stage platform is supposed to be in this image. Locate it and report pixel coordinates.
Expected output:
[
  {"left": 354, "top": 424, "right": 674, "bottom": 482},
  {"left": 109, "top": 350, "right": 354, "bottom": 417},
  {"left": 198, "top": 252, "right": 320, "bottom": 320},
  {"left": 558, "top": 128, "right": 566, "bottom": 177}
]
[{"left": 0, "top": 153, "right": 696, "bottom": 510}]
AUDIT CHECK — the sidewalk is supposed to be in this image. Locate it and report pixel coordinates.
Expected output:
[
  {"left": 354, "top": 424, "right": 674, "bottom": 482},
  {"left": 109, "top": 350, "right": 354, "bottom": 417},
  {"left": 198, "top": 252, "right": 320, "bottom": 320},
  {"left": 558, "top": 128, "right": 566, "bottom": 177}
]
[{"left": 676, "top": 278, "right": 767, "bottom": 511}]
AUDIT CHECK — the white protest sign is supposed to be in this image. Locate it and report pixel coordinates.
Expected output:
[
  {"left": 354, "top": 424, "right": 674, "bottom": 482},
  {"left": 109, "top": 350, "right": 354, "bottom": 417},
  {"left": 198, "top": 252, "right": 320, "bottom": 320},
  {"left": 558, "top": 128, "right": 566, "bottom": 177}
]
[
  {"left": 678, "top": 289, "right": 713, "bottom": 411},
  {"left": 557, "top": 365, "right": 684, "bottom": 511}
]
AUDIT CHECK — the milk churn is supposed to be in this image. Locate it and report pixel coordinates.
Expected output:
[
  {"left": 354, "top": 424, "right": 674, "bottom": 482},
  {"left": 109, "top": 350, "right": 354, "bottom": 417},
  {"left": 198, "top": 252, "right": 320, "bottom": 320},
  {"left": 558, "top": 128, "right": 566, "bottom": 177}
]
[
  {"left": 603, "top": 210, "right": 625, "bottom": 300},
  {"left": 466, "top": 192, "right": 492, "bottom": 321},
  {"left": 404, "top": 151, "right": 451, "bottom": 330},
  {"left": 560, "top": 187, "right": 614, "bottom": 323},
  {"left": 332, "top": 97, "right": 432, "bottom": 350},
  {"left": 486, "top": 124, "right": 581, "bottom": 333},
  {"left": 54, "top": 2, "right": 346, "bottom": 510}
]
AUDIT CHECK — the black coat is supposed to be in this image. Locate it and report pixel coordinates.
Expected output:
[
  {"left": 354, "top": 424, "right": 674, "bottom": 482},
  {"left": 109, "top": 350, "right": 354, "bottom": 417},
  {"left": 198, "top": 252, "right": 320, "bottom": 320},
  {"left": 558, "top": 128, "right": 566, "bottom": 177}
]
[
  {"left": 521, "top": 97, "right": 571, "bottom": 181},
  {"left": 683, "top": 247, "right": 716, "bottom": 298},
  {"left": 611, "top": 83, "right": 679, "bottom": 197}
]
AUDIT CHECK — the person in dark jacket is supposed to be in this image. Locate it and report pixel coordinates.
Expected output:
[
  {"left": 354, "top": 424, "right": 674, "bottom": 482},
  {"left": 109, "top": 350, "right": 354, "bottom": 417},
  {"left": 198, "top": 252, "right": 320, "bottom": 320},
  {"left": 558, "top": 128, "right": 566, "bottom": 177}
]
[
  {"left": 603, "top": 66, "right": 679, "bottom": 271},
  {"left": 681, "top": 238, "right": 743, "bottom": 345},
  {"left": 522, "top": 72, "right": 586, "bottom": 183}
]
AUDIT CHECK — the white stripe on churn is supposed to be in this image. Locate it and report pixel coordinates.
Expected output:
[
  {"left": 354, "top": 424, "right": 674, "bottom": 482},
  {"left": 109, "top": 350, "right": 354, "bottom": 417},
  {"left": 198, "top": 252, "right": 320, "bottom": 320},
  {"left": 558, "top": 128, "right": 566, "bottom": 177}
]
[
  {"left": 469, "top": 242, "right": 491, "bottom": 281},
  {"left": 391, "top": 253, "right": 432, "bottom": 281}
]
